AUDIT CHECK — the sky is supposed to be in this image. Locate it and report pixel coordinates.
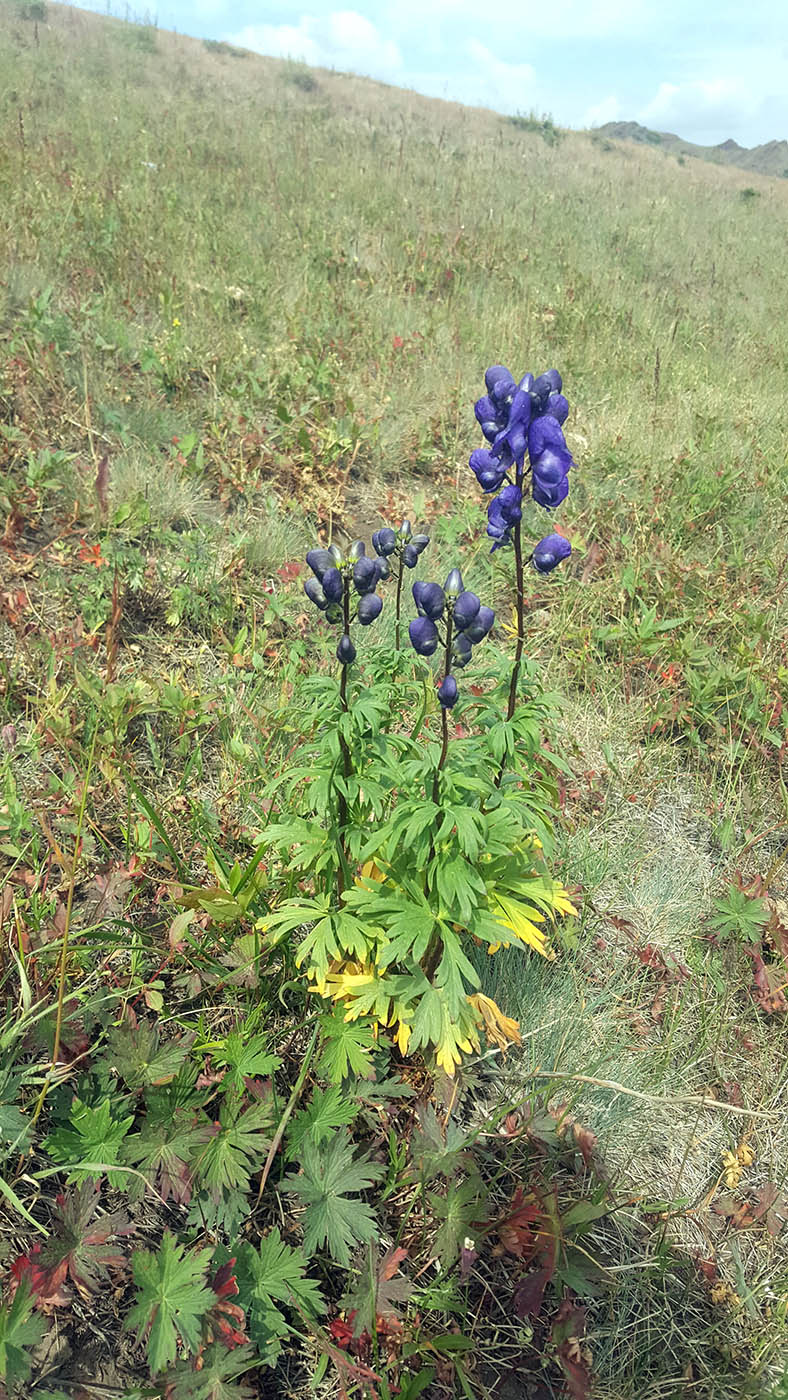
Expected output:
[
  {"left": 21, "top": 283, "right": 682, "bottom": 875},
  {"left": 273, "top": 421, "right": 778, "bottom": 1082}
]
[{"left": 72, "top": 1, "right": 788, "bottom": 146}]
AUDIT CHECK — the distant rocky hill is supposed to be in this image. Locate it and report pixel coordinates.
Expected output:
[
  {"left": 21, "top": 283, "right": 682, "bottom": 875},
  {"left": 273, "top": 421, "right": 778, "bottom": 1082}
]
[{"left": 595, "top": 120, "right": 788, "bottom": 179}]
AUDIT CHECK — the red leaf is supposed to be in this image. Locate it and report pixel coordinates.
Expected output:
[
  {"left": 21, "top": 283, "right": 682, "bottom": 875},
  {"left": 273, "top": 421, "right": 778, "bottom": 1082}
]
[
  {"left": 552, "top": 1300, "right": 592, "bottom": 1400},
  {"left": 513, "top": 1267, "right": 550, "bottom": 1319},
  {"left": 496, "top": 1187, "right": 542, "bottom": 1260}
]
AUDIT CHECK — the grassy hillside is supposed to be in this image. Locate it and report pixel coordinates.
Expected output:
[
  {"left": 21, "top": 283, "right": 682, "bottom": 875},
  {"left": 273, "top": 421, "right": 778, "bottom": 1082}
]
[
  {"left": 1, "top": 5, "right": 787, "bottom": 1398},
  {"left": 596, "top": 120, "right": 788, "bottom": 179}
]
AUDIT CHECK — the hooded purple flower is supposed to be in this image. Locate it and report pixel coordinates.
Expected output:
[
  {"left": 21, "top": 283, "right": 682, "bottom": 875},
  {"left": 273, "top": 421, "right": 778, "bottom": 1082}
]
[
  {"left": 469, "top": 448, "right": 508, "bottom": 493},
  {"left": 533, "top": 533, "right": 572, "bottom": 574},
  {"left": 487, "top": 483, "right": 522, "bottom": 551}
]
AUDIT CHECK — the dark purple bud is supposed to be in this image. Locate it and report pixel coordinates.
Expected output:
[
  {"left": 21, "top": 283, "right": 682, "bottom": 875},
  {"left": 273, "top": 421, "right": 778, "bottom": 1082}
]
[
  {"left": 321, "top": 567, "right": 343, "bottom": 603},
  {"left": 375, "top": 527, "right": 397, "bottom": 556},
  {"left": 518, "top": 372, "right": 535, "bottom": 393},
  {"left": 304, "top": 577, "right": 328, "bottom": 610},
  {"left": 306, "top": 548, "right": 333, "bottom": 580},
  {"left": 411, "top": 533, "right": 430, "bottom": 555},
  {"left": 532, "top": 373, "right": 554, "bottom": 402},
  {"left": 348, "top": 539, "right": 366, "bottom": 561},
  {"left": 444, "top": 568, "right": 463, "bottom": 597},
  {"left": 409, "top": 616, "right": 439, "bottom": 656},
  {"left": 546, "top": 392, "right": 569, "bottom": 424},
  {"left": 413, "top": 582, "right": 445, "bottom": 620},
  {"left": 438, "top": 675, "right": 458, "bottom": 709},
  {"left": 357, "top": 593, "right": 383, "bottom": 624},
  {"left": 337, "top": 635, "right": 357, "bottom": 664},
  {"left": 474, "top": 394, "right": 503, "bottom": 442},
  {"left": 402, "top": 544, "right": 419, "bottom": 568},
  {"left": 374, "top": 556, "right": 390, "bottom": 582},
  {"left": 353, "top": 557, "right": 378, "bottom": 594},
  {"left": 399, "top": 519, "right": 412, "bottom": 540},
  {"left": 329, "top": 543, "right": 343, "bottom": 565},
  {"left": 465, "top": 605, "right": 495, "bottom": 643},
  {"left": 454, "top": 591, "right": 481, "bottom": 631},
  {"left": 532, "top": 533, "right": 572, "bottom": 574},
  {"left": 543, "top": 369, "right": 562, "bottom": 392},
  {"left": 484, "top": 364, "right": 514, "bottom": 395}
]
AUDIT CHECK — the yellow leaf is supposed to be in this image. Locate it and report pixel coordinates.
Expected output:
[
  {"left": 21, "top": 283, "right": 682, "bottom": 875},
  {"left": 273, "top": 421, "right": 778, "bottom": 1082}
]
[
  {"left": 468, "top": 993, "right": 521, "bottom": 1053},
  {"left": 491, "top": 893, "right": 556, "bottom": 960}
]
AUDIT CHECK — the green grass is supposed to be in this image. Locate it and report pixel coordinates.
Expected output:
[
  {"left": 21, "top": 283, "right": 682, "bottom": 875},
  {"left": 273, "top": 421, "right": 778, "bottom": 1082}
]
[{"left": 1, "top": 3, "right": 787, "bottom": 1397}]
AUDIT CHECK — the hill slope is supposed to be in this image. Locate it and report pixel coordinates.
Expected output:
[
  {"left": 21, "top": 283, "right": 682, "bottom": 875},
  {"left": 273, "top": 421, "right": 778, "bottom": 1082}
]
[
  {"left": 1, "top": 7, "right": 788, "bottom": 1400},
  {"left": 596, "top": 118, "right": 788, "bottom": 178}
]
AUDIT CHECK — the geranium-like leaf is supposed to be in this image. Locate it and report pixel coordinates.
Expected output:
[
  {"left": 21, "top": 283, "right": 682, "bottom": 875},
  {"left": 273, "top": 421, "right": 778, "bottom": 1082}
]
[
  {"left": 282, "top": 1131, "right": 382, "bottom": 1267},
  {"left": 39, "top": 1183, "right": 134, "bottom": 1297},
  {"left": 126, "top": 1231, "right": 213, "bottom": 1373}
]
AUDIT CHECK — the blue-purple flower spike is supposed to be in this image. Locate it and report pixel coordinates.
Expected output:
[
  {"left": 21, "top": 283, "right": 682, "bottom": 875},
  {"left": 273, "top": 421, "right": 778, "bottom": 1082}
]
[{"left": 469, "top": 363, "right": 576, "bottom": 552}]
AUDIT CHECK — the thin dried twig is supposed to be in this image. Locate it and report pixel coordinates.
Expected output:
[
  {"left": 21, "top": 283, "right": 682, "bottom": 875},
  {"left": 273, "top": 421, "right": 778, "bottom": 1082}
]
[{"left": 504, "top": 1069, "right": 779, "bottom": 1120}]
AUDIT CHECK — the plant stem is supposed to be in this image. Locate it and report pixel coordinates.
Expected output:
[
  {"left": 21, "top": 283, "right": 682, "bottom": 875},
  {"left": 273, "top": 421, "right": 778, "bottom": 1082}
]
[
  {"left": 423, "top": 612, "right": 454, "bottom": 981},
  {"left": 394, "top": 558, "right": 404, "bottom": 651},
  {"left": 336, "top": 580, "right": 352, "bottom": 896},
  {"left": 495, "top": 469, "right": 526, "bottom": 789},
  {"left": 431, "top": 611, "right": 453, "bottom": 805}
]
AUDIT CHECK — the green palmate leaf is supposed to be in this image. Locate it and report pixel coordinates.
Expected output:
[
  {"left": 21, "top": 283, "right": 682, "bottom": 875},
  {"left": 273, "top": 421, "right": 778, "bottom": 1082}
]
[
  {"left": 233, "top": 1231, "right": 324, "bottom": 1368},
  {"left": 126, "top": 1231, "right": 213, "bottom": 1374},
  {"left": 710, "top": 885, "right": 770, "bottom": 942},
  {"left": 0, "top": 1279, "right": 48, "bottom": 1384},
  {"left": 193, "top": 1099, "right": 274, "bottom": 1198},
  {"left": 123, "top": 1107, "right": 209, "bottom": 1204},
  {"left": 211, "top": 1031, "right": 280, "bottom": 1096},
  {"left": 166, "top": 1343, "right": 258, "bottom": 1399},
  {"left": 430, "top": 1176, "right": 487, "bottom": 1264},
  {"left": 283, "top": 1130, "right": 382, "bottom": 1267},
  {"left": 102, "top": 1020, "right": 191, "bottom": 1090},
  {"left": 431, "top": 854, "right": 486, "bottom": 925},
  {"left": 317, "top": 1011, "right": 377, "bottom": 1083},
  {"left": 45, "top": 1098, "right": 134, "bottom": 1188},
  {"left": 285, "top": 1084, "right": 360, "bottom": 1159}
]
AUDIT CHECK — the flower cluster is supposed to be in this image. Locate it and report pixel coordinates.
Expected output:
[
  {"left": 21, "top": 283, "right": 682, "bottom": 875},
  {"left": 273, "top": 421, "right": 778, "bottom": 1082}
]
[
  {"left": 469, "top": 365, "right": 574, "bottom": 560},
  {"left": 372, "top": 519, "right": 429, "bottom": 571},
  {"left": 409, "top": 568, "right": 494, "bottom": 708},
  {"left": 304, "top": 540, "right": 384, "bottom": 665}
]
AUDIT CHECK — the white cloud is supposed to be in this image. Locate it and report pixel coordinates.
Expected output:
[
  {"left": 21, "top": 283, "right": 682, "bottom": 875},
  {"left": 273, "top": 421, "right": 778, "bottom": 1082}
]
[
  {"left": 638, "top": 77, "right": 759, "bottom": 142},
  {"left": 464, "top": 39, "right": 536, "bottom": 114},
  {"left": 583, "top": 94, "right": 622, "bottom": 127},
  {"left": 228, "top": 11, "right": 403, "bottom": 80}
]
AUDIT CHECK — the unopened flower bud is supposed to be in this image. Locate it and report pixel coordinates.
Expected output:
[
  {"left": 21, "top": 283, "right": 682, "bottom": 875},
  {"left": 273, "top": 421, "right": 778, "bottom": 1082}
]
[
  {"left": 409, "top": 617, "right": 439, "bottom": 656},
  {"left": 322, "top": 568, "right": 344, "bottom": 603},
  {"left": 357, "top": 593, "right": 383, "bottom": 625},
  {"left": 336, "top": 635, "right": 357, "bottom": 665}
]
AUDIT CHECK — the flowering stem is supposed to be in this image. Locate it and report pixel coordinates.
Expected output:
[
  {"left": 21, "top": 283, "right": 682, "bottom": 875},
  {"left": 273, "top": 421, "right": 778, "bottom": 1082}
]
[
  {"left": 394, "top": 559, "right": 404, "bottom": 650},
  {"left": 421, "top": 613, "right": 454, "bottom": 982},
  {"left": 336, "top": 581, "right": 352, "bottom": 896},
  {"left": 495, "top": 472, "right": 525, "bottom": 789},
  {"left": 432, "top": 613, "right": 454, "bottom": 804}
]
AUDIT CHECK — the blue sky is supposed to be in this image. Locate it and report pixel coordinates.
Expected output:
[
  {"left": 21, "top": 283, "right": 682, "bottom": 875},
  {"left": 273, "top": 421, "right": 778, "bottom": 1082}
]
[{"left": 76, "top": 1, "right": 787, "bottom": 146}]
